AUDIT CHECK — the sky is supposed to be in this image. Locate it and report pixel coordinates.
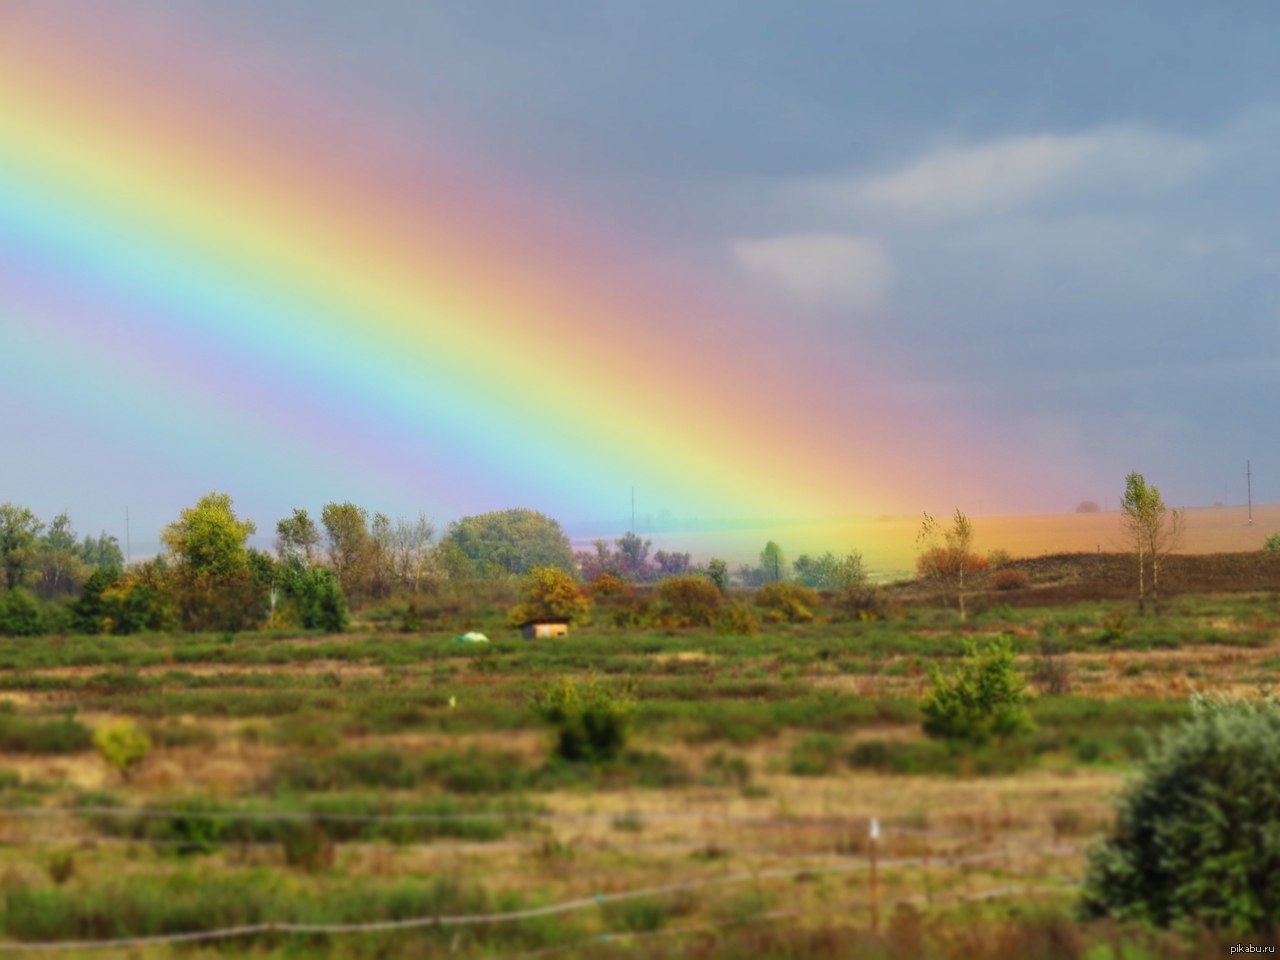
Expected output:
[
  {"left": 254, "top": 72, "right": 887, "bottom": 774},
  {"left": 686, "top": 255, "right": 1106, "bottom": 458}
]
[{"left": 2, "top": 2, "right": 1278, "bottom": 561}]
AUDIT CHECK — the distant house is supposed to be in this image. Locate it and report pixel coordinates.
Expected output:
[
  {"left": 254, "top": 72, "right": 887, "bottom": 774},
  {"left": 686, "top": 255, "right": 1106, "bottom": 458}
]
[{"left": 520, "top": 618, "right": 570, "bottom": 640}]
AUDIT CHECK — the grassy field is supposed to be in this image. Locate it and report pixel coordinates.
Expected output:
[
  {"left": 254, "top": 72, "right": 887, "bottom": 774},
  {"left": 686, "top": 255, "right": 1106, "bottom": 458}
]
[{"left": 1, "top": 557, "right": 1278, "bottom": 957}]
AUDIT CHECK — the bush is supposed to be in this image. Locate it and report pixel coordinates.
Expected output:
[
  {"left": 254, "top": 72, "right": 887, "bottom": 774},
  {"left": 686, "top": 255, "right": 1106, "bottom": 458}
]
[
  {"left": 921, "top": 637, "right": 1033, "bottom": 744},
  {"left": 0, "top": 588, "right": 44, "bottom": 637},
  {"left": 508, "top": 566, "right": 590, "bottom": 627},
  {"left": 655, "top": 575, "right": 721, "bottom": 627},
  {"left": 1081, "top": 694, "right": 1280, "bottom": 934},
  {"left": 989, "top": 568, "right": 1030, "bottom": 590},
  {"left": 715, "top": 603, "right": 759, "bottom": 637},
  {"left": 753, "top": 582, "right": 819, "bottom": 623},
  {"left": 92, "top": 718, "right": 152, "bottom": 780},
  {"left": 0, "top": 713, "right": 92, "bottom": 754},
  {"left": 1264, "top": 534, "right": 1280, "bottom": 552},
  {"left": 285, "top": 567, "right": 349, "bottom": 633},
  {"left": 532, "top": 676, "right": 634, "bottom": 763},
  {"left": 835, "top": 584, "right": 895, "bottom": 621}
]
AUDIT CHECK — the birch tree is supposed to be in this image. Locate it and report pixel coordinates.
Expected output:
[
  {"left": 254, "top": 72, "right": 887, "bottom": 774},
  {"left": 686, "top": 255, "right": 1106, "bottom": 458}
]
[{"left": 1120, "top": 472, "right": 1182, "bottom": 615}]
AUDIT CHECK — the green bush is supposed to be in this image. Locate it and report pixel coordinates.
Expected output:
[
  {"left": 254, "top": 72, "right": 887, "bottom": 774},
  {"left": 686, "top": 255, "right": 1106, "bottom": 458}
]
[
  {"left": 921, "top": 636, "right": 1033, "bottom": 744},
  {"left": 1263, "top": 534, "right": 1280, "bottom": 552},
  {"left": 532, "top": 676, "right": 634, "bottom": 763},
  {"left": 0, "top": 713, "right": 91, "bottom": 754},
  {"left": 92, "top": 718, "right": 152, "bottom": 780},
  {"left": 0, "top": 589, "right": 44, "bottom": 637},
  {"left": 1081, "top": 694, "right": 1280, "bottom": 934}
]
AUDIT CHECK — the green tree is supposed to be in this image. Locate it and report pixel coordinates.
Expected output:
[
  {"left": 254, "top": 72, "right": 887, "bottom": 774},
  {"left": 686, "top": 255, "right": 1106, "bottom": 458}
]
[
  {"left": 0, "top": 503, "right": 44, "bottom": 590},
  {"left": 35, "top": 513, "right": 86, "bottom": 598},
  {"left": 1121, "top": 472, "right": 1182, "bottom": 615},
  {"left": 793, "top": 550, "right": 866, "bottom": 591},
  {"left": 320, "top": 502, "right": 375, "bottom": 600},
  {"left": 76, "top": 532, "right": 124, "bottom": 570},
  {"left": 759, "top": 541, "right": 786, "bottom": 583},
  {"left": 508, "top": 566, "right": 590, "bottom": 626},
  {"left": 275, "top": 508, "right": 321, "bottom": 565},
  {"left": 161, "top": 493, "right": 256, "bottom": 578},
  {"left": 921, "top": 636, "right": 1032, "bottom": 744},
  {"left": 444, "top": 508, "right": 575, "bottom": 578},
  {"left": 706, "top": 558, "right": 729, "bottom": 594},
  {"left": 1081, "top": 694, "right": 1280, "bottom": 934}
]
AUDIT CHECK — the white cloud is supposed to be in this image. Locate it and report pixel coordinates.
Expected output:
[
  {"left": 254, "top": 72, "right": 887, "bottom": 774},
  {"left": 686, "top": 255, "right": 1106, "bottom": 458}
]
[
  {"left": 731, "top": 232, "right": 893, "bottom": 310},
  {"left": 799, "top": 127, "right": 1209, "bottom": 222}
]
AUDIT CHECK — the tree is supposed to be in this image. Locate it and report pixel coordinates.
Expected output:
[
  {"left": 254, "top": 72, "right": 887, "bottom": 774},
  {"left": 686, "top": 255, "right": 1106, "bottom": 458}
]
[
  {"left": 921, "top": 636, "right": 1033, "bottom": 744},
  {"left": 161, "top": 493, "right": 256, "bottom": 578},
  {"left": 508, "top": 566, "right": 590, "bottom": 626},
  {"left": 1120, "top": 472, "right": 1182, "bottom": 615},
  {"left": 706, "top": 558, "right": 729, "bottom": 594},
  {"left": 35, "top": 513, "right": 86, "bottom": 598},
  {"left": 654, "top": 550, "right": 692, "bottom": 577},
  {"left": 444, "top": 509, "right": 575, "bottom": 578},
  {"left": 793, "top": 550, "right": 866, "bottom": 591},
  {"left": 77, "top": 532, "right": 124, "bottom": 570},
  {"left": 0, "top": 503, "right": 44, "bottom": 590},
  {"left": 391, "top": 513, "right": 436, "bottom": 592},
  {"left": 1081, "top": 694, "right": 1280, "bottom": 934},
  {"left": 613, "top": 531, "right": 653, "bottom": 581},
  {"left": 320, "top": 502, "right": 379, "bottom": 601},
  {"left": 275, "top": 508, "right": 321, "bottom": 565},
  {"left": 917, "top": 508, "right": 983, "bottom": 620},
  {"left": 759, "top": 541, "right": 786, "bottom": 583}
]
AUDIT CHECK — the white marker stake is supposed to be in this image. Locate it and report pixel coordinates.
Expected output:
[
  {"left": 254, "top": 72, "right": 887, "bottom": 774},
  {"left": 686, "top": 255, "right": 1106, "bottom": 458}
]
[{"left": 869, "top": 817, "right": 880, "bottom": 935}]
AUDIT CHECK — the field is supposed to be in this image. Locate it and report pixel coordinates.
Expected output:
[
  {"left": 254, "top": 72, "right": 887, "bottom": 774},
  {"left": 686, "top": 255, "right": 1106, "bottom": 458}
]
[{"left": 1, "top": 556, "right": 1279, "bottom": 957}]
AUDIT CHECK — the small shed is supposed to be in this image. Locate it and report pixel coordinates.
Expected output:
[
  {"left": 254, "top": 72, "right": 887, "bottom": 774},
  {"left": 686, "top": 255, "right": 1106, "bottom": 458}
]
[{"left": 520, "top": 618, "right": 570, "bottom": 640}]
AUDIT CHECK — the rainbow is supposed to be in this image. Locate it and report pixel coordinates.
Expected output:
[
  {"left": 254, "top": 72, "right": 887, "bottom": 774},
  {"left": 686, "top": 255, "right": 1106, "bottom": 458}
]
[{"left": 0, "top": 8, "right": 1078, "bottom": 564}]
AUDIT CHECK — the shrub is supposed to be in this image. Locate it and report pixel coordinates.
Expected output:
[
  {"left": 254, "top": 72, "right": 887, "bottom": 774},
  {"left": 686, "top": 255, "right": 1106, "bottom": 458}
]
[
  {"left": 655, "top": 575, "right": 721, "bottom": 627},
  {"left": 508, "top": 566, "right": 590, "bottom": 627},
  {"left": 532, "top": 676, "right": 634, "bottom": 763},
  {"left": 0, "top": 588, "right": 44, "bottom": 637},
  {"left": 788, "top": 733, "right": 842, "bottom": 776},
  {"left": 286, "top": 567, "right": 349, "bottom": 633},
  {"left": 1081, "top": 694, "right": 1280, "bottom": 934},
  {"left": 715, "top": 603, "right": 759, "bottom": 637},
  {"left": 92, "top": 718, "right": 152, "bottom": 780},
  {"left": 753, "top": 582, "right": 819, "bottom": 623},
  {"left": 921, "top": 637, "right": 1033, "bottom": 744},
  {"left": 835, "top": 584, "right": 894, "bottom": 621},
  {"left": 989, "top": 568, "right": 1030, "bottom": 590},
  {"left": 0, "top": 713, "right": 91, "bottom": 754},
  {"left": 1264, "top": 534, "right": 1280, "bottom": 552}
]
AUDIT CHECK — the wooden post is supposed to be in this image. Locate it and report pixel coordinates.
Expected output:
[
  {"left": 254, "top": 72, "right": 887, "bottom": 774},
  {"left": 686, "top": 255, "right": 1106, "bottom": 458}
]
[{"left": 869, "top": 816, "right": 880, "bottom": 935}]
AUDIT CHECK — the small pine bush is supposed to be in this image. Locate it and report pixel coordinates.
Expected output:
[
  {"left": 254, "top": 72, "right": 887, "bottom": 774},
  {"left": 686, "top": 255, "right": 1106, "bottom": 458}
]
[
  {"left": 921, "top": 637, "right": 1033, "bottom": 744},
  {"left": 1081, "top": 694, "right": 1280, "bottom": 934},
  {"left": 533, "top": 676, "right": 634, "bottom": 763}
]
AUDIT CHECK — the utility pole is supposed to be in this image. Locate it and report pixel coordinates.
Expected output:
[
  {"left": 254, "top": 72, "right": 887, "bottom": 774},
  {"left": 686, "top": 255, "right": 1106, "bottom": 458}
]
[
  {"left": 1248, "top": 460, "right": 1254, "bottom": 525},
  {"left": 125, "top": 506, "right": 132, "bottom": 567},
  {"left": 631, "top": 487, "right": 635, "bottom": 534}
]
